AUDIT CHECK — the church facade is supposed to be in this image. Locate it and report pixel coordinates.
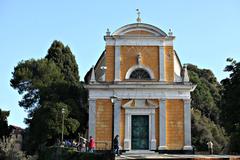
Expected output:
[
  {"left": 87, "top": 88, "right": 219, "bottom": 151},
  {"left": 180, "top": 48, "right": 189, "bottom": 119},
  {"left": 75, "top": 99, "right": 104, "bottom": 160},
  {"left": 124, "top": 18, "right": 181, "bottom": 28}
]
[{"left": 85, "top": 22, "right": 196, "bottom": 153}]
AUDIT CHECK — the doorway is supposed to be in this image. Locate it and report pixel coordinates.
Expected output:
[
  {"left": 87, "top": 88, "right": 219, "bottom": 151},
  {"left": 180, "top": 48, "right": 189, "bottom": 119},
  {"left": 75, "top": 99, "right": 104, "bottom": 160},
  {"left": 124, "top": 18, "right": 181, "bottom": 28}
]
[{"left": 131, "top": 115, "right": 149, "bottom": 150}]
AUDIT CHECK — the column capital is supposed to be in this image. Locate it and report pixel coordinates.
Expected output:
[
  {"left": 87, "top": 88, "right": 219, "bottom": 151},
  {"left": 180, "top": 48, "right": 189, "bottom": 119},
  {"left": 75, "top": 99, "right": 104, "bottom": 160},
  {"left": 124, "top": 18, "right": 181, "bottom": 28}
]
[
  {"left": 160, "top": 98, "right": 166, "bottom": 102},
  {"left": 88, "top": 98, "right": 96, "bottom": 102},
  {"left": 183, "top": 99, "right": 191, "bottom": 104}
]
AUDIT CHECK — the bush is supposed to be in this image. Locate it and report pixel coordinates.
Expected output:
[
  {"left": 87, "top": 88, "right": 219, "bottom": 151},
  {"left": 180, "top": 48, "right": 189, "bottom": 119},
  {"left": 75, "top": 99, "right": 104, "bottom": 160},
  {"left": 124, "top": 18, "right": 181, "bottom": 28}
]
[{"left": 38, "top": 146, "right": 114, "bottom": 160}]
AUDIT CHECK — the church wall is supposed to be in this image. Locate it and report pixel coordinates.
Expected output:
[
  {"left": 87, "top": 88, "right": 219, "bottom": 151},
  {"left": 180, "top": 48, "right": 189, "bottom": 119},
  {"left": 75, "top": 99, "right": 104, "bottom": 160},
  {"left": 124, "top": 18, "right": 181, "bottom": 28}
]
[
  {"left": 164, "top": 46, "right": 174, "bottom": 82},
  {"left": 95, "top": 99, "right": 113, "bottom": 150},
  {"left": 105, "top": 45, "right": 115, "bottom": 82},
  {"left": 120, "top": 46, "right": 159, "bottom": 80},
  {"left": 166, "top": 99, "right": 184, "bottom": 150}
]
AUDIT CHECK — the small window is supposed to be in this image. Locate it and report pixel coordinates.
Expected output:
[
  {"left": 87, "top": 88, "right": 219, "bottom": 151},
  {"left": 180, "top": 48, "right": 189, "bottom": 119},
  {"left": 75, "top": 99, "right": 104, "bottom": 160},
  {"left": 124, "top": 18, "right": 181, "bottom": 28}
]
[{"left": 129, "top": 68, "right": 151, "bottom": 80}]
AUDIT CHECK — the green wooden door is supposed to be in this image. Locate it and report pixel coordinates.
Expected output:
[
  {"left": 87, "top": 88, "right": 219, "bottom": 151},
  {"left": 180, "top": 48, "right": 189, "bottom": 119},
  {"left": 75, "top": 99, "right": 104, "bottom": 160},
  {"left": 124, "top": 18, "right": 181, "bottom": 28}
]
[{"left": 131, "top": 115, "right": 149, "bottom": 150}]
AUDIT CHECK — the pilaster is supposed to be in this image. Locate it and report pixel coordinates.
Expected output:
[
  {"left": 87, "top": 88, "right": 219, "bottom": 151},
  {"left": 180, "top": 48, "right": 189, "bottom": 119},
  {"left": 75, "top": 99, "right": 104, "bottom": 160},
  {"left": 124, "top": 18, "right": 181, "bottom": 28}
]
[
  {"left": 158, "top": 99, "right": 167, "bottom": 150},
  {"left": 115, "top": 46, "right": 121, "bottom": 81},
  {"left": 150, "top": 112, "right": 156, "bottom": 150},
  {"left": 88, "top": 99, "right": 96, "bottom": 139},
  {"left": 159, "top": 46, "right": 165, "bottom": 81},
  {"left": 124, "top": 112, "right": 131, "bottom": 150},
  {"left": 114, "top": 99, "right": 121, "bottom": 137},
  {"left": 183, "top": 99, "right": 193, "bottom": 150}
]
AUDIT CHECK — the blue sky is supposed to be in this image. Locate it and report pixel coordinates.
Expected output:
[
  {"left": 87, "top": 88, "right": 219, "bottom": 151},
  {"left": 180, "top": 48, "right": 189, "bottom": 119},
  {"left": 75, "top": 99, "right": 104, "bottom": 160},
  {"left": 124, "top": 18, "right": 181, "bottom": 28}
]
[{"left": 0, "top": 0, "right": 240, "bottom": 128}]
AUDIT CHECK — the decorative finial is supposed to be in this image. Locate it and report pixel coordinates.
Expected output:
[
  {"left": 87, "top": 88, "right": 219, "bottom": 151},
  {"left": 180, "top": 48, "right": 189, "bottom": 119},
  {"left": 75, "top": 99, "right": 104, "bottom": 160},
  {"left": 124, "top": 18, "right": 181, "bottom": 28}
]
[
  {"left": 90, "top": 65, "right": 96, "bottom": 83},
  {"left": 136, "top": 9, "right": 141, "bottom": 23},
  {"left": 106, "top": 28, "right": 111, "bottom": 36},
  {"left": 168, "top": 29, "right": 173, "bottom": 36},
  {"left": 183, "top": 64, "right": 189, "bottom": 82}
]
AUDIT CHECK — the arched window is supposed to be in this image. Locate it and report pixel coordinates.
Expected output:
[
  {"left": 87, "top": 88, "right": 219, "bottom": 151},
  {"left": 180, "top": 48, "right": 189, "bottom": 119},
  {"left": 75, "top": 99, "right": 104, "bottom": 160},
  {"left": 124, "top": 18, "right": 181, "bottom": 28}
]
[{"left": 129, "top": 68, "right": 151, "bottom": 80}]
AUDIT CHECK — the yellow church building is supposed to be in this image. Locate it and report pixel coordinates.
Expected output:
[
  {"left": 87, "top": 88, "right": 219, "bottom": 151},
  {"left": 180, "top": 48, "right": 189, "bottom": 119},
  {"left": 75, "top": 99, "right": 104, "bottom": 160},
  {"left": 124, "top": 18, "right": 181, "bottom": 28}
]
[{"left": 85, "top": 19, "right": 196, "bottom": 153}]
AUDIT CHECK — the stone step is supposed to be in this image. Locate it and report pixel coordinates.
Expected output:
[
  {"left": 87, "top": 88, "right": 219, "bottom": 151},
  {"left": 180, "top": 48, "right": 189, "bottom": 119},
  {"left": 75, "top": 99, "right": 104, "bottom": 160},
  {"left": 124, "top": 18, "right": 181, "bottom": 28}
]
[
  {"left": 116, "top": 154, "right": 240, "bottom": 160},
  {"left": 124, "top": 150, "right": 156, "bottom": 155}
]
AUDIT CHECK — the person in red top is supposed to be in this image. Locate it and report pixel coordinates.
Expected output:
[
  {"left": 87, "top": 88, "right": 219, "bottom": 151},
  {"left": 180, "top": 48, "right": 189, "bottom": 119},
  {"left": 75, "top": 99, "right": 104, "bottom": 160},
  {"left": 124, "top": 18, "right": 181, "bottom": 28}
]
[{"left": 88, "top": 136, "right": 95, "bottom": 152}]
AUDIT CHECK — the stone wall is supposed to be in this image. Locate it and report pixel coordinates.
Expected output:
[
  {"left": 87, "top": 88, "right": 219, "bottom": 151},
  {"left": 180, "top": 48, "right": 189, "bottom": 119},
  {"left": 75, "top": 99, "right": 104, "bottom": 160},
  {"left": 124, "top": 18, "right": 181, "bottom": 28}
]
[
  {"left": 164, "top": 46, "right": 174, "bottom": 82},
  {"left": 166, "top": 99, "right": 184, "bottom": 149},
  {"left": 96, "top": 99, "right": 112, "bottom": 149},
  {"left": 105, "top": 46, "right": 115, "bottom": 82}
]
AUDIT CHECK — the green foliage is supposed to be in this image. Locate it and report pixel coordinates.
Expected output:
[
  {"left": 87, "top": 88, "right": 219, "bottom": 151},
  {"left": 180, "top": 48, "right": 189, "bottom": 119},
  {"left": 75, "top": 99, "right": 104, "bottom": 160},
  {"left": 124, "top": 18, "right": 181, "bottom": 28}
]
[
  {"left": 10, "top": 40, "right": 88, "bottom": 154},
  {"left": 27, "top": 103, "right": 79, "bottom": 152},
  {"left": 38, "top": 146, "right": 113, "bottom": 160},
  {"left": 45, "top": 40, "right": 80, "bottom": 84},
  {"left": 192, "top": 109, "right": 228, "bottom": 152},
  {"left": 0, "top": 137, "right": 37, "bottom": 160},
  {"left": 10, "top": 59, "right": 64, "bottom": 111},
  {"left": 221, "top": 58, "right": 240, "bottom": 153},
  {"left": 0, "top": 109, "right": 10, "bottom": 140},
  {"left": 188, "top": 64, "right": 228, "bottom": 153},
  {"left": 188, "top": 64, "right": 221, "bottom": 122}
]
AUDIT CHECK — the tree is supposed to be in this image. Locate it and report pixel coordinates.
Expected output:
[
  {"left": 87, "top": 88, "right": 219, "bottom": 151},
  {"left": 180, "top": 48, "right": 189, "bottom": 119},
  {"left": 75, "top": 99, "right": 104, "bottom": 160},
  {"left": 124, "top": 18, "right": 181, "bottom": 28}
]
[
  {"left": 191, "top": 109, "right": 228, "bottom": 152},
  {"left": 45, "top": 40, "right": 88, "bottom": 134},
  {"left": 188, "top": 64, "right": 228, "bottom": 153},
  {"left": 10, "top": 41, "right": 88, "bottom": 154},
  {"left": 45, "top": 40, "right": 80, "bottom": 84},
  {"left": 26, "top": 103, "right": 79, "bottom": 153},
  {"left": 188, "top": 64, "right": 221, "bottom": 122},
  {"left": 221, "top": 58, "right": 240, "bottom": 153},
  {"left": 0, "top": 109, "right": 10, "bottom": 141},
  {"left": 10, "top": 59, "right": 64, "bottom": 112}
]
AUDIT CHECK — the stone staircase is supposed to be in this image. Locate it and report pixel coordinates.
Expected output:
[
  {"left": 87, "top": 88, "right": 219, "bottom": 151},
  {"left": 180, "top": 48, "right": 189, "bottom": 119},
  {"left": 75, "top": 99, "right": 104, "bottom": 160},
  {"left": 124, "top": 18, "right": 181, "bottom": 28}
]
[{"left": 115, "top": 153, "right": 240, "bottom": 160}]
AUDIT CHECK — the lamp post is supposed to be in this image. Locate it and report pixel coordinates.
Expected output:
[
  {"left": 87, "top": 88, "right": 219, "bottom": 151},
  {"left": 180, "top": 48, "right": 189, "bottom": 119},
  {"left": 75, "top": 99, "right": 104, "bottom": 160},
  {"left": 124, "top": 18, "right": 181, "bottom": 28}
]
[
  {"left": 110, "top": 95, "right": 117, "bottom": 151},
  {"left": 61, "top": 108, "right": 65, "bottom": 146}
]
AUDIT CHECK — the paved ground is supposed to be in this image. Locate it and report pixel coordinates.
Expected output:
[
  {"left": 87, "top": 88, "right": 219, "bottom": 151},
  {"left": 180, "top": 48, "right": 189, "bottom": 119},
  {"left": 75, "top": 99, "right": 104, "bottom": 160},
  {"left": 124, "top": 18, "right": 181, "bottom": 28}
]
[{"left": 115, "top": 153, "right": 240, "bottom": 159}]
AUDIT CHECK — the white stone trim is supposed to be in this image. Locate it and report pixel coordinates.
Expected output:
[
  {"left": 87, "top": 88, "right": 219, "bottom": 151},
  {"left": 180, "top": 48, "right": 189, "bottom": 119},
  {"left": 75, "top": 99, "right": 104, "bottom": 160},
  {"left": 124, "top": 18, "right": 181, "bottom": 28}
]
[
  {"left": 119, "top": 28, "right": 159, "bottom": 36},
  {"left": 125, "top": 64, "right": 155, "bottom": 80},
  {"left": 174, "top": 52, "right": 182, "bottom": 82},
  {"left": 124, "top": 113, "right": 131, "bottom": 150},
  {"left": 150, "top": 112, "right": 156, "bottom": 150},
  {"left": 112, "top": 23, "right": 167, "bottom": 36},
  {"left": 115, "top": 46, "right": 121, "bottom": 81},
  {"left": 123, "top": 99, "right": 157, "bottom": 150},
  {"left": 114, "top": 99, "right": 121, "bottom": 137},
  {"left": 90, "top": 66, "right": 96, "bottom": 83},
  {"left": 159, "top": 99, "right": 167, "bottom": 150},
  {"left": 159, "top": 46, "right": 165, "bottom": 81},
  {"left": 86, "top": 82, "right": 195, "bottom": 89},
  {"left": 105, "top": 37, "right": 173, "bottom": 46},
  {"left": 88, "top": 99, "right": 96, "bottom": 139},
  {"left": 89, "top": 88, "right": 191, "bottom": 100},
  {"left": 183, "top": 99, "right": 193, "bottom": 150}
]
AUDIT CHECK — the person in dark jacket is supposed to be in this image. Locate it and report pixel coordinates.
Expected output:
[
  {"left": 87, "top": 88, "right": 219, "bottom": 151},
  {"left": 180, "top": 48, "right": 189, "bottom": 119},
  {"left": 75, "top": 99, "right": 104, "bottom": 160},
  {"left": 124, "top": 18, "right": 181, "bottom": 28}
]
[{"left": 113, "top": 135, "right": 120, "bottom": 156}]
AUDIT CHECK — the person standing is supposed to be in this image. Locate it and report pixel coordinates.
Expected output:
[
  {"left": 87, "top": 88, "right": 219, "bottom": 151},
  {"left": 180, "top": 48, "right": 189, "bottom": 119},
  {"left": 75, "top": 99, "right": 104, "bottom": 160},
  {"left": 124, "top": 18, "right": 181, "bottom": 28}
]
[
  {"left": 207, "top": 141, "right": 213, "bottom": 154},
  {"left": 88, "top": 136, "right": 95, "bottom": 153},
  {"left": 113, "top": 135, "right": 120, "bottom": 156}
]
